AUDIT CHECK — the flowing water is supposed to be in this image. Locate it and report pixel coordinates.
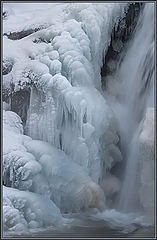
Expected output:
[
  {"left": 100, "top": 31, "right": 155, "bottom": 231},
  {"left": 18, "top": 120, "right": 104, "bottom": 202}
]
[{"left": 106, "top": 3, "right": 154, "bottom": 213}]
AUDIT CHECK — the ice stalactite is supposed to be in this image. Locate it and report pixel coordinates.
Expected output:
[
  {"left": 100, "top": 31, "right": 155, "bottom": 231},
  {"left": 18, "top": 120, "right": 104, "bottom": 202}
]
[
  {"left": 22, "top": 3, "right": 127, "bottom": 184},
  {"left": 3, "top": 110, "right": 106, "bottom": 215}
]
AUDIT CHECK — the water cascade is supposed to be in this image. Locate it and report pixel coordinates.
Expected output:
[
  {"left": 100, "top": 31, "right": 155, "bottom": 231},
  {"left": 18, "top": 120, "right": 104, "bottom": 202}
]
[{"left": 104, "top": 3, "right": 154, "bottom": 213}]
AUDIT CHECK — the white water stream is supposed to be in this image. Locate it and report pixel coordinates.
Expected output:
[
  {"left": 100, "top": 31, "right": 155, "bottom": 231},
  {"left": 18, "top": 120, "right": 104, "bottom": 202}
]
[{"left": 107, "top": 3, "right": 154, "bottom": 213}]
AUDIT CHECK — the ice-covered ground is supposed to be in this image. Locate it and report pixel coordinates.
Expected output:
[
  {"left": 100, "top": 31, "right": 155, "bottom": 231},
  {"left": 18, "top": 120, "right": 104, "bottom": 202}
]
[{"left": 2, "top": 2, "right": 155, "bottom": 237}]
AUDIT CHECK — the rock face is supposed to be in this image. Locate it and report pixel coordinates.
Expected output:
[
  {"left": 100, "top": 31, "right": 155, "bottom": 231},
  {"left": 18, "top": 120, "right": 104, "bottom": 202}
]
[
  {"left": 138, "top": 108, "right": 154, "bottom": 223},
  {"left": 4, "top": 28, "right": 42, "bottom": 40},
  {"left": 101, "top": 3, "right": 143, "bottom": 89}
]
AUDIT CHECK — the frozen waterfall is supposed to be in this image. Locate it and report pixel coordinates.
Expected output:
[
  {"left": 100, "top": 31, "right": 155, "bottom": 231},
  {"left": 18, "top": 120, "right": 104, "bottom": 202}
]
[{"left": 2, "top": 2, "right": 155, "bottom": 237}]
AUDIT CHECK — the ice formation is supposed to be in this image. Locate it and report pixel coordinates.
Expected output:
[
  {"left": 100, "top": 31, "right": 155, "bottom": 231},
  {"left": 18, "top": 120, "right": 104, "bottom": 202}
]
[
  {"left": 3, "top": 3, "right": 128, "bottom": 233},
  {"left": 3, "top": 110, "right": 106, "bottom": 216},
  {"left": 3, "top": 110, "right": 49, "bottom": 195},
  {"left": 24, "top": 140, "right": 106, "bottom": 213},
  {"left": 3, "top": 186, "right": 63, "bottom": 232},
  {"left": 2, "top": 1, "right": 155, "bottom": 236},
  {"left": 3, "top": 3, "right": 127, "bottom": 185}
]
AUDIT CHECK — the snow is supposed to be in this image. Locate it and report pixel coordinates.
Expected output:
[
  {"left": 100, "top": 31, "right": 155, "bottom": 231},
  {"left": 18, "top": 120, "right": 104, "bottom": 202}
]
[
  {"left": 3, "top": 3, "right": 128, "bottom": 90},
  {"left": 3, "top": 3, "right": 67, "bottom": 34}
]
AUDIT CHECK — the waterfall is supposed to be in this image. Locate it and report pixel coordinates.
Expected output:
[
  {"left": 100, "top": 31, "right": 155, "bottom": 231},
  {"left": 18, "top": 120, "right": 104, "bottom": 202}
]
[
  {"left": 107, "top": 3, "right": 154, "bottom": 212},
  {"left": 3, "top": 2, "right": 155, "bottom": 236}
]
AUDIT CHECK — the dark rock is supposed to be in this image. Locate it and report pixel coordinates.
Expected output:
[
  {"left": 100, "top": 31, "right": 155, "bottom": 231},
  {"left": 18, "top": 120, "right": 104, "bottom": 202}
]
[
  {"left": 3, "top": 11, "right": 8, "bottom": 20},
  {"left": 101, "top": 3, "right": 144, "bottom": 89},
  {"left": 4, "top": 27, "right": 43, "bottom": 40},
  {"left": 33, "top": 37, "right": 51, "bottom": 44}
]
